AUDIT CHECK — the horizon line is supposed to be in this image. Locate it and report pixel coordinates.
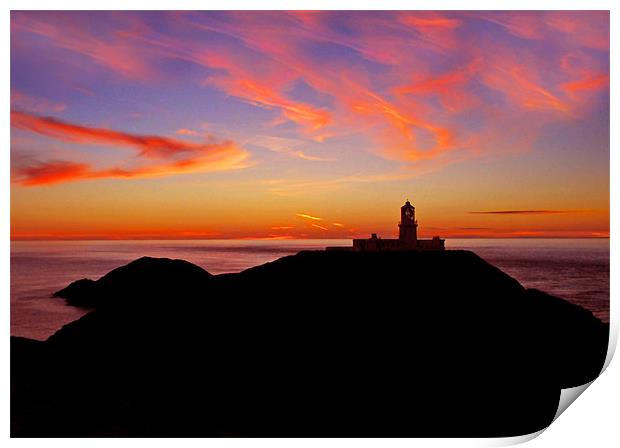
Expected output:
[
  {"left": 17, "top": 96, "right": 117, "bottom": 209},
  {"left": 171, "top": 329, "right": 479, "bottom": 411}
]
[{"left": 10, "top": 236, "right": 611, "bottom": 242}]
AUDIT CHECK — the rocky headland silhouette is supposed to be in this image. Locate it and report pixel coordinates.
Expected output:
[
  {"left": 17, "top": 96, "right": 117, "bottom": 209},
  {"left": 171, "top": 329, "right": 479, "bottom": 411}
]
[{"left": 11, "top": 250, "right": 608, "bottom": 437}]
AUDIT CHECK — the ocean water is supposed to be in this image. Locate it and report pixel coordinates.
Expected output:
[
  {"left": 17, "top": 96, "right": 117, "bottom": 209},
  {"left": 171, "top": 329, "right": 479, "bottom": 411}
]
[{"left": 11, "top": 238, "right": 609, "bottom": 340}]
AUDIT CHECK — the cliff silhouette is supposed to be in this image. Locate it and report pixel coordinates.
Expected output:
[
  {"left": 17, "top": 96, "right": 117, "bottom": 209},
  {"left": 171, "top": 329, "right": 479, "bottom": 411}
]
[{"left": 11, "top": 250, "right": 608, "bottom": 437}]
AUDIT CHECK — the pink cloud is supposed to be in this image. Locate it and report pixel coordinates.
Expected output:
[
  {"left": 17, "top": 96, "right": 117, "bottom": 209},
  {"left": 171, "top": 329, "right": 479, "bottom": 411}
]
[
  {"left": 562, "top": 74, "right": 610, "bottom": 98},
  {"left": 11, "top": 11, "right": 609, "bottom": 178},
  {"left": 11, "top": 12, "right": 161, "bottom": 80},
  {"left": 11, "top": 90, "right": 67, "bottom": 113},
  {"left": 176, "top": 128, "right": 200, "bottom": 136},
  {"left": 11, "top": 111, "right": 251, "bottom": 185}
]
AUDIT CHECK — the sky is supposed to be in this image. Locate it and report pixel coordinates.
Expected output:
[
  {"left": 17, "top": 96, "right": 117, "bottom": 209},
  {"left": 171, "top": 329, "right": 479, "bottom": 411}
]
[{"left": 10, "top": 10, "right": 610, "bottom": 240}]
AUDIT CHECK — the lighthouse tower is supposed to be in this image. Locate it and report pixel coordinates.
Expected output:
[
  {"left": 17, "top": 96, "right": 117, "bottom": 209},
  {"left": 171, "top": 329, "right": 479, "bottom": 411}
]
[
  {"left": 398, "top": 200, "right": 418, "bottom": 248},
  {"left": 337, "top": 198, "right": 444, "bottom": 252}
]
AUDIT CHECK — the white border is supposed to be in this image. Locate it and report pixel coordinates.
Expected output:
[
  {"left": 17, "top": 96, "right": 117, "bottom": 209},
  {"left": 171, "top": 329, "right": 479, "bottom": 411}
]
[{"left": 3, "top": 1, "right": 617, "bottom": 446}]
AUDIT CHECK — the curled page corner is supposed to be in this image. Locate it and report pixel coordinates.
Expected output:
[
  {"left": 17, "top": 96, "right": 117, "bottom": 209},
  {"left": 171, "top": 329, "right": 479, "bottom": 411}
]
[
  {"left": 553, "top": 380, "right": 594, "bottom": 422},
  {"left": 603, "top": 319, "right": 617, "bottom": 371},
  {"left": 481, "top": 428, "right": 546, "bottom": 447},
  {"left": 481, "top": 378, "right": 600, "bottom": 447},
  {"left": 538, "top": 312, "right": 615, "bottom": 438}
]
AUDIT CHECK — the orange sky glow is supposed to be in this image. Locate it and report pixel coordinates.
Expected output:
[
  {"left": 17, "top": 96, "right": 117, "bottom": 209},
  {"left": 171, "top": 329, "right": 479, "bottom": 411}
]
[{"left": 10, "top": 11, "right": 609, "bottom": 240}]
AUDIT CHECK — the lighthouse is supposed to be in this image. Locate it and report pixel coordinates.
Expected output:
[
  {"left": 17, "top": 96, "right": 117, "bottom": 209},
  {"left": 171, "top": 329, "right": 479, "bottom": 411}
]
[
  {"left": 398, "top": 200, "right": 418, "bottom": 247},
  {"left": 327, "top": 199, "right": 445, "bottom": 252}
]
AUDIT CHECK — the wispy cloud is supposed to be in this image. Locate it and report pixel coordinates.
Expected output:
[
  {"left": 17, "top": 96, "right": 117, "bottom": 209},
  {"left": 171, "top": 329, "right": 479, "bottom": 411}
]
[
  {"left": 562, "top": 74, "right": 610, "bottom": 97},
  {"left": 11, "top": 12, "right": 163, "bottom": 80},
  {"left": 296, "top": 213, "right": 322, "bottom": 221},
  {"left": 288, "top": 150, "right": 335, "bottom": 162},
  {"left": 207, "top": 78, "right": 331, "bottom": 136},
  {"left": 11, "top": 110, "right": 251, "bottom": 186},
  {"left": 11, "top": 90, "right": 67, "bottom": 113},
  {"left": 10, "top": 11, "right": 610, "bottom": 184},
  {"left": 184, "top": 10, "right": 607, "bottom": 169},
  {"left": 469, "top": 210, "right": 580, "bottom": 215},
  {"left": 12, "top": 111, "right": 219, "bottom": 158},
  {"left": 266, "top": 170, "right": 423, "bottom": 196},
  {"left": 311, "top": 223, "right": 329, "bottom": 231},
  {"left": 250, "top": 135, "right": 335, "bottom": 162},
  {"left": 176, "top": 128, "right": 200, "bottom": 136}
]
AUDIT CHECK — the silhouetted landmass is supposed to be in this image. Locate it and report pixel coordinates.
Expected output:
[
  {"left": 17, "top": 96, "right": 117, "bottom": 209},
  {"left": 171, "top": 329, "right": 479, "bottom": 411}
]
[
  {"left": 12, "top": 251, "right": 608, "bottom": 437},
  {"left": 53, "top": 257, "right": 212, "bottom": 307}
]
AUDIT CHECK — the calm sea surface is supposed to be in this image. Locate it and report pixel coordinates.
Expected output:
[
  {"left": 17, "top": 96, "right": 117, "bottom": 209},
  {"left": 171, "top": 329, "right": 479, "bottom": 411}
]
[{"left": 11, "top": 238, "right": 610, "bottom": 340}]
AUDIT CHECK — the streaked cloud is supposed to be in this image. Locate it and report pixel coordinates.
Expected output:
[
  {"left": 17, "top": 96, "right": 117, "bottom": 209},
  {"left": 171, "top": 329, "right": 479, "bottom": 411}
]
[
  {"left": 12, "top": 111, "right": 221, "bottom": 158},
  {"left": 562, "top": 74, "right": 610, "bottom": 97},
  {"left": 11, "top": 90, "right": 67, "bottom": 113},
  {"left": 288, "top": 150, "right": 335, "bottom": 162},
  {"left": 207, "top": 78, "right": 331, "bottom": 135},
  {"left": 11, "top": 11, "right": 162, "bottom": 80},
  {"left": 11, "top": 110, "right": 251, "bottom": 185},
  {"left": 295, "top": 213, "right": 322, "bottom": 221},
  {"left": 469, "top": 210, "right": 580, "bottom": 215},
  {"left": 176, "top": 128, "right": 200, "bottom": 136},
  {"left": 311, "top": 223, "right": 329, "bottom": 231},
  {"left": 11, "top": 11, "right": 609, "bottom": 174},
  {"left": 250, "top": 135, "right": 335, "bottom": 162}
]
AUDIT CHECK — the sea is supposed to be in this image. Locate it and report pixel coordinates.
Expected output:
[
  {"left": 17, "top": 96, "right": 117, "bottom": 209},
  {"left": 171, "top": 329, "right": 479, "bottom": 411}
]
[{"left": 11, "top": 238, "right": 610, "bottom": 341}]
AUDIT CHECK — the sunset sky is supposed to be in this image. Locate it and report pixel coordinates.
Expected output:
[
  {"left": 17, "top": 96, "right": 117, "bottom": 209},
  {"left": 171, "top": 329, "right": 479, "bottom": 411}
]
[{"left": 10, "top": 11, "right": 609, "bottom": 240}]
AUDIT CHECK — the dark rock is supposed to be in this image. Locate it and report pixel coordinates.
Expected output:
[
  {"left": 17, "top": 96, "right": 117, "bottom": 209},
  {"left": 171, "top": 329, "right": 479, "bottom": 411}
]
[
  {"left": 11, "top": 250, "right": 608, "bottom": 437},
  {"left": 53, "top": 278, "right": 98, "bottom": 307},
  {"left": 54, "top": 256, "right": 212, "bottom": 308}
]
